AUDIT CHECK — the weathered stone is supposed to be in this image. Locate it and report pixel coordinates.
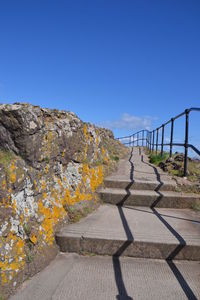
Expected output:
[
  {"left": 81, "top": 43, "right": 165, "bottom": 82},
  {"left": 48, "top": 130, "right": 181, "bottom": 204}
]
[
  {"left": 0, "top": 103, "right": 128, "bottom": 298},
  {"left": 174, "top": 153, "right": 184, "bottom": 162}
]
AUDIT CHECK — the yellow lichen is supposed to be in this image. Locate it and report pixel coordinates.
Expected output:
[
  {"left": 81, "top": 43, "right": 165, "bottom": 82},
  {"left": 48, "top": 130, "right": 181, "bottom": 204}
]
[
  {"left": 2, "top": 179, "right": 6, "bottom": 190},
  {"left": 0, "top": 233, "right": 25, "bottom": 285},
  {"left": 0, "top": 121, "right": 111, "bottom": 290},
  {"left": 44, "top": 165, "right": 49, "bottom": 174},
  {"left": 10, "top": 173, "right": 16, "bottom": 184},
  {"left": 10, "top": 162, "right": 15, "bottom": 172},
  {"left": 30, "top": 234, "right": 37, "bottom": 245}
]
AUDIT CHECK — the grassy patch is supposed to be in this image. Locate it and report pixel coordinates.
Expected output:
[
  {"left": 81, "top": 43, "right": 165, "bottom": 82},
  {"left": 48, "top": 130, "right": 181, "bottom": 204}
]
[
  {"left": 170, "top": 169, "right": 184, "bottom": 177},
  {"left": 24, "top": 223, "right": 31, "bottom": 236},
  {"left": 26, "top": 252, "right": 34, "bottom": 263},
  {"left": 148, "top": 149, "right": 200, "bottom": 181},
  {"left": 91, "top": 159, "right": 103, "bottom": 166},
  {"left": 187, "top": 160, "right": 200, "bottom": 181},
  {"left": 0, "top": 148, "right": 15, "bottom": 168},
  {"left": 149, "top": 152, "right": 169, "bottom": 166},
  {"left": 83, "top": 206, "right": 93, "bottom": 215},
  {"left": 81, "top": 251, "right": 96, "bottom": 256},
  {"left": 110, "top": 155, "right": 119, "bottom": 162},
  {"left": 68, "top": 207, "right": 82, "bottom": 223},
  {"left": 192, "top": 203, "right": 200, "bottom": 211},
  {"left": 67, "top": 205, "right": 95, "bottom": 223}
]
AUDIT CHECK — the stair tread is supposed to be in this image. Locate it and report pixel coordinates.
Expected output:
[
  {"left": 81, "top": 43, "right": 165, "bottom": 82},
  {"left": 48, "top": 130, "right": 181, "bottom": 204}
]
[
  {"left": 57, "top": 204, "right": 200, "bottom": 246},
  {"left": 98, "top": 187, "right": 200, "bottom": 198},
  {"left": 105, "top": 177, "right": 176, "bottom": 185}
]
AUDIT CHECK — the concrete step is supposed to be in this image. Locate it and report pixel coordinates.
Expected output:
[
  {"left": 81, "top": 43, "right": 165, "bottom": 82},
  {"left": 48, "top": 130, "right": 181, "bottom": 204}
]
[
  {"left": 98, "top": 187, "right": 200, "bottom": 209},
  {"left": 56, "top": 205, "right": 200, "bottom": 261},
  {"left": 103, "top": 178, "right": 177, "bottom": 191},
  {"left": 10, "top": 253, "right": 200, "bottom": 300}
]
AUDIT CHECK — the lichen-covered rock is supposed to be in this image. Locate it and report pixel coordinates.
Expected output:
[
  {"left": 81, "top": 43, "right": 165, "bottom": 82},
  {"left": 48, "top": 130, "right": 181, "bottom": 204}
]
[{"left": 0, "top": 103, "right": 128, "bottom": 298}]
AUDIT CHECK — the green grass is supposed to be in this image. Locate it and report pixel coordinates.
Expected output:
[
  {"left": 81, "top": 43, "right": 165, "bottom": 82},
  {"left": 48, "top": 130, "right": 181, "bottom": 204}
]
[
  {"left": 26, "top": 252, "right": 34, "bottom": 263},
  {"left": 80, "top": 251, "right": 96, "bottom": 256},
  {"left": 83, "top": 206, "right": 93, "bottom": 215},
  {"left": 68, "top": 209, "right": 82, "bottom": 223},
  {"left": 148, "top": 149, "right": 200, "bottom": 181},
  {"left": 91, "top": 159, "right": 103, "bottom": 166},
  {"left": 149, "top": 152, "right": 169, "bottom": 166},
  {"left": 110, "top": 155, "right": 119, "bottom": 162},
  {"left": 23, "top": 223, "right": 31, "bottom": 236},
  {"left": 0, "top": 148, "right": 15, "bottom": 168},
  {"left": 192, "top": 203, "right": 200, "bottom": 211},
  {"left": 170, "top": 169, "right": 184, "bottom": 177},
  {"left": 187, "top": 160, "right": 200, "bottom": 181},
  {"left": 66, "top": 204, "right": 96, "bottom": 223}
]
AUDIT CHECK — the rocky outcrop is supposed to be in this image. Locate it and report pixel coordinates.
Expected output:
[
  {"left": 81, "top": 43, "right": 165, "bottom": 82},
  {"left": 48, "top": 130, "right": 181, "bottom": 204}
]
[
  {"left": 158, "top": 153, "right": 191, "bottom": 174},
  {"left": 0, "top": 103, "right": 128, "bottom": 298}
]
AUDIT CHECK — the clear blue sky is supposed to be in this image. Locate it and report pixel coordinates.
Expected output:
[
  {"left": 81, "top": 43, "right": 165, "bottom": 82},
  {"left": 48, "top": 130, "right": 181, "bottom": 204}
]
[{"left": 0, "top": 0, "right": 200, "bottom": 153}]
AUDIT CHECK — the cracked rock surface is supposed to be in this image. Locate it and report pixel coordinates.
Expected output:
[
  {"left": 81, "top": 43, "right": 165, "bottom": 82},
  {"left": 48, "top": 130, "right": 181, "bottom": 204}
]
[{"left": 0, "top": 103, "right": 128, "bottom": 299}]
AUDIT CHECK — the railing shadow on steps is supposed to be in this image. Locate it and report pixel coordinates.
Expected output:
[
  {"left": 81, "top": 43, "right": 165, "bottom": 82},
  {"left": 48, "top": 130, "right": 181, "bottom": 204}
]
[
  {"left": 117, "top": 107, "right": 200, "bottom": 177},
  {"left": 112, "top": 147, "right": 134, "bottom": 300},
  {"left": 124, "top": 147, "right": 197, "bottom": 300}
]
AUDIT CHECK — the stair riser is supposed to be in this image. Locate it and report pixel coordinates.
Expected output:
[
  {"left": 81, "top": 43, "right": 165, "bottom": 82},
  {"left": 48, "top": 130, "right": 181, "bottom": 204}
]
[
  {"left": 56, "top": 236, "right": 200, "bottom": 261},
  {"left": 99, "top": 193, "right": 200, "bottom": 209},
  {"left": 104, "top": 180, "right": 177, "bottom": 191}
]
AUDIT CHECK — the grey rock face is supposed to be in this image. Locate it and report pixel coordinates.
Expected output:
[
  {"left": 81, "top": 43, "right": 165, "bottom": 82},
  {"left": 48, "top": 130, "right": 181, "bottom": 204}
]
[{"left": 0, "top": 103, "right": 128, "bottom": 298}]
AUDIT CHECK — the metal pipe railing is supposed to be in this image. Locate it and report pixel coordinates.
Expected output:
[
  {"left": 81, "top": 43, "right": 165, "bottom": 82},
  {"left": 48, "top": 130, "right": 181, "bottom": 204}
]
[{"left": 117, "top": 107, "right": 200, "bottom": 177}]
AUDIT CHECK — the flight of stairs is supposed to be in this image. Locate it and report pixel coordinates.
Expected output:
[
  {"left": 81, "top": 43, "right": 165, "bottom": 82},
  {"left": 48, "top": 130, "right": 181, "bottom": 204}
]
[{"left": 56, "top": 148, "right": 200, "bottom": 261}]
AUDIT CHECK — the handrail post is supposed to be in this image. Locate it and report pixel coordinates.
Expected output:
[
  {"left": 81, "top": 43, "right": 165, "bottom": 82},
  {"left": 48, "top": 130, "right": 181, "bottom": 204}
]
[
  {"left": 184, "top": 109, "right": 189, "bottom": 177},
  {"left": 170, "top": 118, "right": 174, "bottom": 158},
  {"left": 137, "top": 132, "right": 139, "bottom": 146},
  {"left": 146, "top": 132, "right": 148, "bottom": 149},
  {"left": 150, "top": 132, "right": 152, "bottom": 152},
  {"left": 129, "top": 136, "right": 131, "bottom": 147},
  {"left": 146, "top": 131, "right": 148, "bottom": 148},
  {"left": 156, "top": 128, "right": 159, "bottom": 154},
  {"left": 161, "top": 125, "right": 164, "bottom": 156},
  {"left": 133, "top": 134, "right": 135, "bottom": 147},
  {"left": 142, "top": 130, "right": 144, "bottom": 147},
  {"left": 152, "top": 130, "right": 155, "bottom": 152}
]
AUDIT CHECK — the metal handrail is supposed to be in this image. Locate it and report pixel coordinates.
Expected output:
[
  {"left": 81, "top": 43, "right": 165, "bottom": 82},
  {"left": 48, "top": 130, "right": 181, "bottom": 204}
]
[{"left": 117, "top": 107, "right": 200, "bottom": 177}]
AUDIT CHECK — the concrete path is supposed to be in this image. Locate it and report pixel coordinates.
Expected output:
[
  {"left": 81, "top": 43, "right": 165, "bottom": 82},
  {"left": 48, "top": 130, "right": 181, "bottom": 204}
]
[
  {"left": 10, "top": 147, "right": 200, "bottom": 299},
  {"left": 105, "top": 147, "right": 175, "bottom": 183},
  {"left": 10, "top": 253, "right": 200, "bottom": 300}
]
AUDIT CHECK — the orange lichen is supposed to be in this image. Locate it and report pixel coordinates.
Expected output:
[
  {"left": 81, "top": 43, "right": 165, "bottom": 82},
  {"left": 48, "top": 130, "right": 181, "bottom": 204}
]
[
  {"left": 0, "top": 233, "right": 25, "bottom": 285},
  {"left": 10, "top": 162, "right": 15, "bottom": 172},
  {"left": 41, "top": 180, "right": 46, "bottom": 191},
  {"left": 0, "top": 121, "right": 111, "bottom": 289},
  {"left": 44, "top": 165, "right": 49, "bottom": 174},
  {"left": 93, "top": 130, "right": 100, "bottom": 160},
  {"left": 102, "top": 146, "right": 109, "bottom": 164},
  {"left": 10, "top": 173, "right": 16, "bottom": 184},
  {"left": 2, "top": 179, "right": 6, "bottom": 190},
  {"left": 38, "top": 197, "right": 66, "bottom": 245},
  {"left": 30, "top": 234, "right": 37, "bottom": 245},
  {"left": 43, "top": 192, "right": 47, "bottom": 199}
]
